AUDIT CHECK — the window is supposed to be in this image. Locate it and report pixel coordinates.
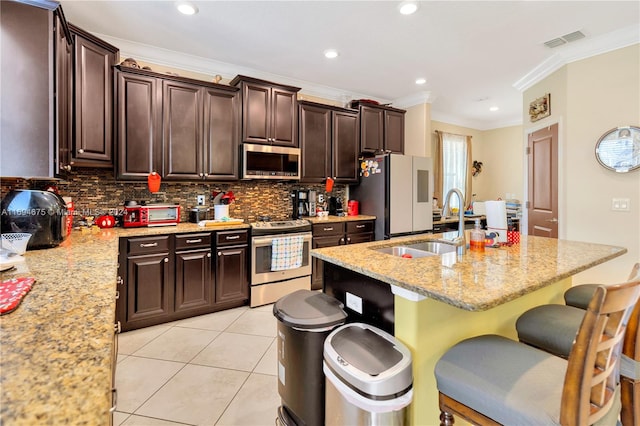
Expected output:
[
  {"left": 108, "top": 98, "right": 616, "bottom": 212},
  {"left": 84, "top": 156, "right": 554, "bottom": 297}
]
[{"left": 435, "top": 131, "right": 472, "bottom": 210}]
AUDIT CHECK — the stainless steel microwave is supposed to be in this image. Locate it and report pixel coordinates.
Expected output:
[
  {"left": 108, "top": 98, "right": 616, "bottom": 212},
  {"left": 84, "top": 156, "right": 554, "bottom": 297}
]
[{"left": 241, "top": 143, "right": 301, "bottom": 180}]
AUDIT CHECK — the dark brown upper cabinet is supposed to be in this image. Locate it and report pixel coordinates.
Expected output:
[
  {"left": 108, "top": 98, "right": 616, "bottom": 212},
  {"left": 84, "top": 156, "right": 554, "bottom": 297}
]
[
  {"left": 299, "top": 101, "right": 359, "bottom": 184},
  {"left": 116, "top": 66, "right": 240, "bottom": 181},
  {"left": 68, "top": 24, "right": 119, "bottom": 167},
  {"left": 354, "top": 102, "right": 405, "bottom": 155},
  {"left": 54, "top": 8, "right": 73, "bottom": 174},
  {"left": 230, "top": 75, "right": 300, "bottom": 147}
]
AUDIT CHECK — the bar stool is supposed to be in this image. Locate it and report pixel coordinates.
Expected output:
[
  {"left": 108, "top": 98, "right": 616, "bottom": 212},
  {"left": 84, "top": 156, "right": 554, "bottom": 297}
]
[
  {"left": 516, "top": 263, "right": 640, "bottom": 425},
  {"left": 434, "top": 278, "right": 640, "bottom": 426}
]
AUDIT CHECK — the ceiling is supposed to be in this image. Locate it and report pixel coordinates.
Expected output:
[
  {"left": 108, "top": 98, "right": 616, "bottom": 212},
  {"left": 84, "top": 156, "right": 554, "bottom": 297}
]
[{"left": 59, "top": 1, "right": 640, "bottom": 130}]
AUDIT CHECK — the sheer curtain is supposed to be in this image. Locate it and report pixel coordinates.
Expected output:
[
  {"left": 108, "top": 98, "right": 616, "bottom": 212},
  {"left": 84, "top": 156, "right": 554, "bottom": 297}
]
[{"left": 434, "top": 131, "right": 472, "bottom": 210}]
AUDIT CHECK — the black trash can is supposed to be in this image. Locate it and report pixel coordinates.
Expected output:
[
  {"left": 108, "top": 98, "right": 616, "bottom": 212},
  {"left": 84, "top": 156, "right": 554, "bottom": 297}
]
[{"left": 273, "top": 290, "right": 347, "bottom": 426}]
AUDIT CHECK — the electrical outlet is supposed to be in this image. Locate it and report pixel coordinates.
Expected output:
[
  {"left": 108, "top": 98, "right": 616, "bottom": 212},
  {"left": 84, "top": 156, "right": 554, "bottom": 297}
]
[
  {"left": 612, "top": 198, "right": 630, "bottom": 211},
  {"left": 197, "top": 195, "right": 205, "bottom": 206},
  {"left": 345, "top": 292, "right": 363, "bottom": 314},
  {"left": 318, "top": 194, "right": 325, "bottom": 203}
]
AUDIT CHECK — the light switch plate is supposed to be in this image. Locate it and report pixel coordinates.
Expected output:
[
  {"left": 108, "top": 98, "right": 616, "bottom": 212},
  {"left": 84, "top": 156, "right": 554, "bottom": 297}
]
[
  {"left": 612, "top": 198, "right": 630, "bottom": 211},
  {"left": 345, "top": 292, "right": 363, "bottom": 314}
]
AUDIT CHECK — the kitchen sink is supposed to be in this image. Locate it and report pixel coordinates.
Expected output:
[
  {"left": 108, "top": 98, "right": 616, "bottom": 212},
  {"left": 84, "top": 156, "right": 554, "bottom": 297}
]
[
  {"left": 374, "top": 240, "right": 458, "bottom": 258},
  {"left": 403, "top": 241, "right": 458, "bottom": 255},
  {"left": 375, "top": 246, "right": 436, "bottom": 258}
]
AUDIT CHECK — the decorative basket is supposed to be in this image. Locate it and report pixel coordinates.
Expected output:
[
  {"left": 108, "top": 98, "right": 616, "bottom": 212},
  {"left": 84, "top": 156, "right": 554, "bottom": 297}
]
[{"left": 1, "top": 233, "right": 32, "bottom": 255}]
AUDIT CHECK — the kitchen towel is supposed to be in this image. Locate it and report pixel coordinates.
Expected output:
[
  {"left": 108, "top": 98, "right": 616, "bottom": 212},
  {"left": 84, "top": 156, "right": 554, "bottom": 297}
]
[
  {"left": 485, "top": 200, "right": 508, "bottom": 243},
  {"left": 0, "top": 277, "right": 35, "bottom": 315},
  {"left": 271, "top": 235, "right": 304, "bottom": 271}
]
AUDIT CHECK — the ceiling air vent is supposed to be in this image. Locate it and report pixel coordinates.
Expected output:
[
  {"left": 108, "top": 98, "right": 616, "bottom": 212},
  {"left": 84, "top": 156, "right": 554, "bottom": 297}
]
[{"left": 544, "top": 30, "right": 586, "bottom": 48}]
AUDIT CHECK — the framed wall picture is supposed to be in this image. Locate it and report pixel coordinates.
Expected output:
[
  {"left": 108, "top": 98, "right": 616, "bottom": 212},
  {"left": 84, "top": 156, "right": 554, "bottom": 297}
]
[{"left": 529, "top": 93, "right": 551, "bottom": 122}]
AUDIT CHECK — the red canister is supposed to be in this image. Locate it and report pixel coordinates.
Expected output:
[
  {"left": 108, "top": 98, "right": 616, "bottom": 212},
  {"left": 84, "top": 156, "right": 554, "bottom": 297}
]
[{"left": 347, "top": 200, "right": 359, "bottom": 216}]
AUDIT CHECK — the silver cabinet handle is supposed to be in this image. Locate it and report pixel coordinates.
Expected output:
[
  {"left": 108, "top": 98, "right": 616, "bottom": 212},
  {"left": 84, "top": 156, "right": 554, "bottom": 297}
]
[
  {"left": 164, "top": 258, "right": 169, "bottom": 263},
  {"left": 117, "top": 276, "right": 123, "bottom": 286},
  {"left": 207, "top": 253, "right": 212, "bottom": 258},
  {"left": 186, "top": 239, "right": 202, "bottom": 244},
  {"left": 323, "top": 227, "right": 334, "bottom": 231},
  {"left": 347, "top": 237, "right": 351, "bottom": 243},
  {"left": 226, "top": 235, "right": 240, "bottom": 240},
  {"left": 545, "top": 218, "right": 558, "bottom": 223},
  {"left": 340, "top": 237, "right": 345, "bottom": 244},
  {"left": 218, "top": 251, "right": 222, "bottom": 256},
  {"left": 199, "top": 173, "right": 204, "bottom": 177},
  {"left": 356, "top": 224, "right": 365, "bottom": 229},
  {"left": 204, "top": 173, "right": 209, "bottom": 177},
  {"left": 78, "top": 149, "right": 85, "bottom": 154},
  {"left": 115, "top": 290, "right": 119, "bottom": 300},
  {"left": 114, "top": 321, "right": 121, "bottom": 334},
  {"left": 140, "top": 243, "right": 158, "bottom": 248}
]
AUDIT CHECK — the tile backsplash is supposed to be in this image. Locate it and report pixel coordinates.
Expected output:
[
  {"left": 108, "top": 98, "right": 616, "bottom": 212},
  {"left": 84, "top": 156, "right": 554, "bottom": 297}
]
[{"left": 1, "top": 169, "right": 346, "bottom": 224}]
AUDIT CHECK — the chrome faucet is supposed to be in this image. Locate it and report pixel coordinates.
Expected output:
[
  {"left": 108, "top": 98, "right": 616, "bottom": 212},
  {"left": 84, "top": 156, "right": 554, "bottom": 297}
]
[{"left": 441, "top": 188, "right": 466, "bottom": 255}]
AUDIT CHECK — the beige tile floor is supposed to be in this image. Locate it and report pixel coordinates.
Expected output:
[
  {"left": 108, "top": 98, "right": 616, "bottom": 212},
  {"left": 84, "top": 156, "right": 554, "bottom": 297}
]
[{"left": 113, "top": 304, "right": 281, "bottom": 426}]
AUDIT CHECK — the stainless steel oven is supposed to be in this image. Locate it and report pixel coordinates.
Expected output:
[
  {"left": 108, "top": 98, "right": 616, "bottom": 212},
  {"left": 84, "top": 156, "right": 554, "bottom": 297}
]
[{"left": 250, "top": 219, "right": 312, "bottom": 307}]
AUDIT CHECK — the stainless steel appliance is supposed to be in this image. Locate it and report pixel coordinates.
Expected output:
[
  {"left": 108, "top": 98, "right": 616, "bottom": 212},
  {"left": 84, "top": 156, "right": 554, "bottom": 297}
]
[
  {"left": 123, "top": 203, "right": 180, "bottom": 227},
  {"left": 350, "top": 154, "right": 433, "bottom": 240},
  {"left": 241, "top": 143, "right": 301, "bottom": 180},
  {"left": 291, "top": 190, "right": 309, "bottom": 218},
  {"left": 250, "top": 219, "right": 312, "bottom": 307},
  {"left": 308, "top": 190, "right": 317, "bottom": 216},
  {"left": 1, "top": 189, "right": 68, "bottom": 249}
]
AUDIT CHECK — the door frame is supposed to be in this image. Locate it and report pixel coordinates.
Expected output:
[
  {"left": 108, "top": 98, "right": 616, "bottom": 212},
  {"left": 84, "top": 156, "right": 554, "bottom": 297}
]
[{"left": 523, "top": 118, "right": 565, "bottom": 238}]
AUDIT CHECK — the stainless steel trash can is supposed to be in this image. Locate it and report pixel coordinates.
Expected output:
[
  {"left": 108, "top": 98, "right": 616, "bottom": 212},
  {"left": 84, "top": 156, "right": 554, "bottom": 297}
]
[
  {"left": 273, "top": 290, "right": 347, "bottom": 426},
  {"left": 323, "top": 323, "right": 413, "bottom": 426}
]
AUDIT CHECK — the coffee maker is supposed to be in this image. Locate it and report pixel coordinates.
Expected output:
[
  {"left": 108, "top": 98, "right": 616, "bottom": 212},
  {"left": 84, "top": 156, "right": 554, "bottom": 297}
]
[{"left": 291, "top": 190, "right": 309, "bottom": 218}]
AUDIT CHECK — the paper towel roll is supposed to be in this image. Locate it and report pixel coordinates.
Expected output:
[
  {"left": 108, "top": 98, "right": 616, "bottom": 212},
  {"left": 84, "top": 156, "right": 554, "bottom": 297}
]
[{"left": 485, "top": 200, "right": 507, "bottom": 242}]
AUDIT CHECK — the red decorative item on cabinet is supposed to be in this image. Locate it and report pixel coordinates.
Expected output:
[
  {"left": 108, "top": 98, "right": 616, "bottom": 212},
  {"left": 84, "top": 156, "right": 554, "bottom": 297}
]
[{"left": 147, "top": 172, "right": 161, "bottom": 193}]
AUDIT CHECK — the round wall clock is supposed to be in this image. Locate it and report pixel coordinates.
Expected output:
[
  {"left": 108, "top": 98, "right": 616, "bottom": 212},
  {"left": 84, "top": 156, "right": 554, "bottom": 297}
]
[{"left": 594, "top": 126, "right": 640, "bottom": 173}]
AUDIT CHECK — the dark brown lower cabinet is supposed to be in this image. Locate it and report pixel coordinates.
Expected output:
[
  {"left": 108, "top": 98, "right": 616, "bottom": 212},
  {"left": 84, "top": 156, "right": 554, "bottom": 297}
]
[
  {"left": 311, "top": 220, "right": 374, "bottom": 290},
  {"left": 117, "top": 231, "right": 248, "bottom": 332},
  {"left": 215, "top": 230, "right": 249, "bottom": 303}
]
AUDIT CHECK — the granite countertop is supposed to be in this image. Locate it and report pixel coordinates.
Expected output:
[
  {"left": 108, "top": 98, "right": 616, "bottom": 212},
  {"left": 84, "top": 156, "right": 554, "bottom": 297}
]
[
  {"left": 0, "top": 222, "right": 249, "bottom": 425},
  {"left": 311, "top": 233, "right": 626, "bottom": 311},
  {"left": 305, "top": 214, "right": 376, "bottom": 224}
]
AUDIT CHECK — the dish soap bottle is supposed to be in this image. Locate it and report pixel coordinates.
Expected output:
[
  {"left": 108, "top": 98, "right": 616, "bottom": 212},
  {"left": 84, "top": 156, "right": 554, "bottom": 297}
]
[{"left": 470, "top": 218, "right": 485, "bottom": 252}]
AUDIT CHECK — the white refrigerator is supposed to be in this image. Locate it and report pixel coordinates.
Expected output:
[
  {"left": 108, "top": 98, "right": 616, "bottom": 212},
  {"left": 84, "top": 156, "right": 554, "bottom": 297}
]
[{"left": 350, "top": 154, "right": 433, "bottom": 240}]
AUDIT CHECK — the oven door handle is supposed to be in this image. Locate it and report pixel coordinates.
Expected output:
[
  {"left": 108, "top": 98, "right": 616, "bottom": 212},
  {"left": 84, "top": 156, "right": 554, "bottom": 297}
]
[{"left": 253, "top": 234, "right": 312, "bottom": 248}]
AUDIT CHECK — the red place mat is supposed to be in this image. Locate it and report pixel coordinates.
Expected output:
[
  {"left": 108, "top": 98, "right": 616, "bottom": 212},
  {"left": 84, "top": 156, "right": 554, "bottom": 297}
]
[{"left": 0, "top": 277, "right": 35, "bottom": 315}]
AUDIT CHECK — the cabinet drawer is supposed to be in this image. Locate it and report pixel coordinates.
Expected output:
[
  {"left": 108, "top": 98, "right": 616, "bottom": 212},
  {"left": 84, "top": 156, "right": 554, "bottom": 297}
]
[
  {"left": 127, "top": 235, "right": 170, "bottom": 255},
  {"left": 312, "top": 223, "right": 345, "bottom": 237},
  {"left": 346, "top": 221, "right": 373, "bottom": 234},
  {"left": 175, "top": 233, "right": 212, "bottom": 250},
  {"left": 216, "top": 230, "right": 248, "bottom": 246}
]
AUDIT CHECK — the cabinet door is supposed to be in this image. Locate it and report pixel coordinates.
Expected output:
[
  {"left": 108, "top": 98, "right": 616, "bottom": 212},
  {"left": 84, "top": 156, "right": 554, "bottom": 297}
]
[
  {"left": 175, "top": 249, "right": 213, "bottom": 313},
  {"left": 333, "top": 110, "right": 359, "bottom": 183},
  {"left": 346, "top": 232, "right": 373, "bottom": 245},
  {"left": 203, "top": 88, "right": 240, "bottom": 180},
  {"left": 271, "top": 88, "right": 297, "bottom": 147},
  {"left": 116, "top": 71, "right": 162, "bottom": 179},
  {"left": 73, "top": 33, "right": 115, "bottom": 164},
  {"left": 384, "top": 110, "right": 405, "bottom": 154},
  {"left": 126, "top": 253, "right": 171, "bottom": 323},
  {"left": 299, "top": 103, "right": 331, "bottom": 182},
  {"left": 215, "top": 246, "right": 249, "bottom": 303},
  {"left": 311, "top": 235, "right": 345, "bottom": 290},
  {"left": 360, "top": 105, "right": 384, "bottom": 153},
  {"left": 162, "top": 80, "right": 203, "bottom": 180},
  {"left": 54, "top": 12, "right": 73, "bottom": 174},
  {"left": 242, "top": 82, "right": 270, "bottom": 144}
]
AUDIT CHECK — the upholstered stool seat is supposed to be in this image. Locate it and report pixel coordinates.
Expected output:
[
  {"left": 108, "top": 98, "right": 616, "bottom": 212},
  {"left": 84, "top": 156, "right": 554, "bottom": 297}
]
[
  {"left": 435, "top": 279, "right": 640, "bottom": 426},
  {"left": 564, "top": 283, "right": 599, "bottom": 309}
]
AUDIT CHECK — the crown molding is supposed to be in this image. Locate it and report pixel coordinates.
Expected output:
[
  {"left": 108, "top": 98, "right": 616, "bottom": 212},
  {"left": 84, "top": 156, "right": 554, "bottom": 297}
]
[
  {"left": 431, "top": 110, "right": 522, "bottom": 131},
  {"left": 392, "top": 91, "right": 435, "bottom": 109},
  {"left": 96, "top": 33, "right": 377, "bottom": 105},
  {"left": 513, "top": 24, "right": 639, "bottom": 92}
]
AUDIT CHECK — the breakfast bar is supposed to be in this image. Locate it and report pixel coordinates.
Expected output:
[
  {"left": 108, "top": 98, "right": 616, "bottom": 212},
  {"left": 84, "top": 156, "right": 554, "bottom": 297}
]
[{"left": 311, "top": 233, "right": 627, "bottom": 425}]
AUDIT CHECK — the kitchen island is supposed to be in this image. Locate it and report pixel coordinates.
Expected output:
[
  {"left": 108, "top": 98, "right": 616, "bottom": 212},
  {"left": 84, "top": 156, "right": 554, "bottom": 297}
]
[
  {"left": 0, "top": 222, "right": 248, "bottom": 425},
  {"left": 311, "top": 233, "right": 626, "bottom": 425}
]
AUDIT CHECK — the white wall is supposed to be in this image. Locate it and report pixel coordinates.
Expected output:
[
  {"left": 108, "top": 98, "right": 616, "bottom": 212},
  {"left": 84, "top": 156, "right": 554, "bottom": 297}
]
[
  {"left": 477, "top": 126, "right": 524, "bottom": 202},
  {"left": 524, "top": 44, "right": 640, "bottom": 284}
]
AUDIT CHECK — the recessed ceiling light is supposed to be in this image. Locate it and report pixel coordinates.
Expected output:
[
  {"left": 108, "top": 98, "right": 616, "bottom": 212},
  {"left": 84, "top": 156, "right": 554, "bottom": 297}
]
[
  {"left": 415, "top": 78, "right": 427, "bottom": 85},
  {"left": 176, "top": 1, "right": 198, "bottom": 15},
  {"left": 324, "top": 49, "right": 339, "bottom": 59},
  {"left": 489, "top": 106, "right": 499, "bottom": 112},
  {"left": 398, "top": 1, "right": 418, "bottom": 15}
]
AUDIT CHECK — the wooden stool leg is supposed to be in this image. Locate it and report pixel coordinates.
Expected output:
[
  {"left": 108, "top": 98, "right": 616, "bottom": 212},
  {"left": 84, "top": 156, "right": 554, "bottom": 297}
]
[{"left": 620, "top": 377, "right": 639, "bottom": 426}]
